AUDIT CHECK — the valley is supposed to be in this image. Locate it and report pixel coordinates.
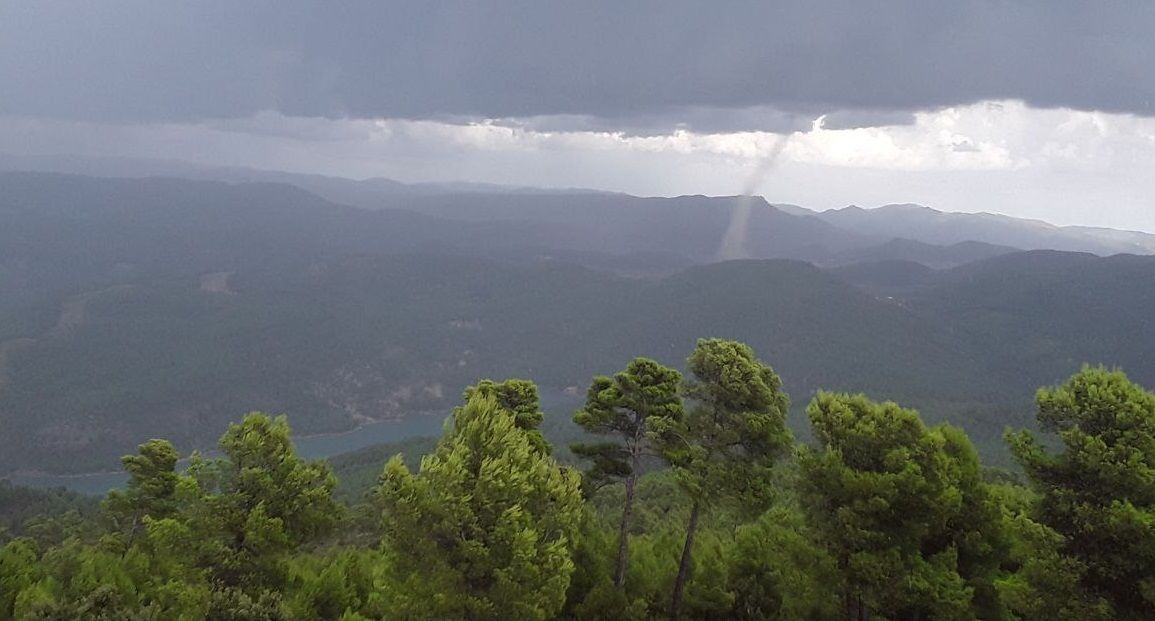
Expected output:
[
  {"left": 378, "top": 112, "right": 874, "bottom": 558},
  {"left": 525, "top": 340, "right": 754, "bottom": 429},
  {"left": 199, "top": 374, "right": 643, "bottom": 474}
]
[{"left": 1, "top": 171, "right": 1152, "bottom": 476}]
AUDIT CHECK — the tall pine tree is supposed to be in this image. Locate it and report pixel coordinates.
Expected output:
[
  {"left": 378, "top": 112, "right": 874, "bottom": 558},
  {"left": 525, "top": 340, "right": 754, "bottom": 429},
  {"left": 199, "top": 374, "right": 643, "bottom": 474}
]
[
  {"left": 1007, "top": 367, "right": 1155, "bottom": 620},
  {"left": 378, "top": 390, "right": 584, "bottom": 620},
  {"left": 572, "top": 357, "right": 684, "bottom": 588},
  {"left": 651, "top": 339, "right": 792, "bottom": 621}
]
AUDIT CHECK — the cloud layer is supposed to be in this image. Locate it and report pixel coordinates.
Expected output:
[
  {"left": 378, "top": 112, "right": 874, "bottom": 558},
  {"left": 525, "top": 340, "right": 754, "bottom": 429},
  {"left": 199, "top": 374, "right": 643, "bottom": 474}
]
[
  {"left": 3, "top": 2, "right": 1153, "bottom": 231},
  {"left": 3, "top": 1, "right": 1154, "bottom": 125}
]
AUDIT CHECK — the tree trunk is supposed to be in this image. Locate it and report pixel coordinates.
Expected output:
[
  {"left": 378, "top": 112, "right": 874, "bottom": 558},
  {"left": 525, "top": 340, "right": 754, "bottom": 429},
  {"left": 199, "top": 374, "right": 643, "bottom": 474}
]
[
  {"left": 613, "top": 468, "right": 639, "bottom": 588},
  {"left": 844, "top": 587, "right": 868, "bottom": 621},
  {"left": 670, "top": 499, "right": 701, "bottom": 621}
]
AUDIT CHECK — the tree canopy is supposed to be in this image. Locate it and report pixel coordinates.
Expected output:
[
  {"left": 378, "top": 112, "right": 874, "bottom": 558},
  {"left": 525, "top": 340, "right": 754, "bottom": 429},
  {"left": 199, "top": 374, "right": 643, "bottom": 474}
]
[
  {"left": 1007, "top": 366, "right": 1155, "bottom": 619},
  {"left": 377, "top": 393, "right": 584, "bottom": 620},
  {"left": 1, "top": 346, "right": 1148, "bottom": 620}
]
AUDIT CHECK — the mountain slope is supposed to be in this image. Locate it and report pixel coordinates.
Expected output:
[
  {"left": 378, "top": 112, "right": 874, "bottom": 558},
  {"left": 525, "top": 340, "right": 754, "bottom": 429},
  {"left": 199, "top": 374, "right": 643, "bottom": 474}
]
[
  {"left": 9, "top": 244, "right": 1155, "bottom": 473},
  {"left": 828, "top": 260, "right": 937, "bottom": 295},
  {"left": 827, "top": 238, "right": 1018, "bottom": 269},
  {"left": 0, "top": 255, "right": 991, "bottom": 473},
  {"left": 4, "top": 173, "right": 1155, "bottom": 473},
  {"left": 911, "top": 251, "right": 1155, "bottom": 390},
  {"left": 816, "top": 203, "right": 1155, "bottom": 255},
  {"left": 378, "top": 192, "right": 874, "bottom": 262}
]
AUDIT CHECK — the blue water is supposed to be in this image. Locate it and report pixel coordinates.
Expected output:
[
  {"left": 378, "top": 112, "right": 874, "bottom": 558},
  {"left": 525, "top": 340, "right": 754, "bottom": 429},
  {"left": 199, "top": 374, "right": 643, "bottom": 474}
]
[
  {"left": 6, "top": 412, "right": 450, "bottom": 496},
  {"left": 294, "top": 413, "right": 448, "bottom": 460}
]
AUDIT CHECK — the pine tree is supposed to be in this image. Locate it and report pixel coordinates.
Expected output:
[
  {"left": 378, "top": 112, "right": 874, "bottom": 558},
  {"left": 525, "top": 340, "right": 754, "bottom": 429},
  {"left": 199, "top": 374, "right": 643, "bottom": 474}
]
[
  {"left": 377, "top": 391, "right": 584, "bottom": 620},
  {"left": 1007, "top": 367, "right": 1155, "bottom": 619},
  {"left": 199, "top": 413, "right": 340, "bottom": 590},
  {"left": 103, "top": 439, "right": 181, "bottom": 546},
  {"left": 463, "top": 378, "right": 550, "bottom": 454},
  {"left": 798, "top": 392, "right": 1010, "bottom": 620},
  {"left": 572, "top": 357, "right": 684, "bottom": 588},
  {"left": 650, "top": 339, "right": 792, "bottom": 621}
]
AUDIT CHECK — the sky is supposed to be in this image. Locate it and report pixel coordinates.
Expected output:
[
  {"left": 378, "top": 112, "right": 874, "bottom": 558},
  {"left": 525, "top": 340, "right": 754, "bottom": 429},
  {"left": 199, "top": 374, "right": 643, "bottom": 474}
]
[{"left": 2, "top": 1, "right": 1154, "bottom": 231}]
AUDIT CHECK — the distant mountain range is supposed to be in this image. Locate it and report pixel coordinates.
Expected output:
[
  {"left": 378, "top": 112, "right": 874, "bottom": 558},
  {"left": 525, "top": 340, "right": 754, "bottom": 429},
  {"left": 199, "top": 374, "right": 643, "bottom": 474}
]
[
  {"left": 807, "top": 203, "right": 1155, "bottom": 256},
  {"left": 1, "top": 168, "right": 1154, "bottom": 473},
  {"left": 4, "top": 153, "right": 1154, "bottom": 260}
]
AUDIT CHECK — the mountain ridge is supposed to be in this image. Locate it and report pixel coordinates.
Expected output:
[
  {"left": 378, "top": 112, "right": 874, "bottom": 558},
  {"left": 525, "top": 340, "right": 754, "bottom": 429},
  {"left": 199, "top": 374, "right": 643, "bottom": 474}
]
[
  {"left": 815, "top": 202, "right": 1155, "bottom": 255},
  {"left": 4, "top": 154, "right": 1152, "bottom": 254}
]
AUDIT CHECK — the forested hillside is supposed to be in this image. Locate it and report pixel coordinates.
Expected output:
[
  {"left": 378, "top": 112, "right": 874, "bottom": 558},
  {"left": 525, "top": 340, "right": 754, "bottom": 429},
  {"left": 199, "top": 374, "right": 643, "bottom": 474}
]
[
  {"left": 2, "top": 341, "right": 1152, "bottom": 620},
  {"left": 3, "top": 173, "right": 1155, "bottom": 473}
]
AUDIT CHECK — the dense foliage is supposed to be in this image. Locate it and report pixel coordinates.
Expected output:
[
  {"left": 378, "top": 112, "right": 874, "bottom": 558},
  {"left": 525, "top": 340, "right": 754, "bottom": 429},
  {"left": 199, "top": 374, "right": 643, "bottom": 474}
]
[
  {"left": 378, "top": 386, "right": 582, "bottom": 620},
  {"left": 3, "top": 341, "right": 1153, "bottom": 620},
  {"left": 0, "top": 482, "right": 95, "bottom": 542},
  {"left": 1006, "top": 368, "right": 1155, "bottom": 619}
]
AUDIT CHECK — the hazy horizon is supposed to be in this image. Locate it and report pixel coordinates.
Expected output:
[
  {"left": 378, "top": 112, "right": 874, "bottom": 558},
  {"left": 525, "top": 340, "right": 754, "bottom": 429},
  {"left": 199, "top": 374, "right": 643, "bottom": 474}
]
[{"left": 5, "top": 150, "right": 1155, "bottom": 237}]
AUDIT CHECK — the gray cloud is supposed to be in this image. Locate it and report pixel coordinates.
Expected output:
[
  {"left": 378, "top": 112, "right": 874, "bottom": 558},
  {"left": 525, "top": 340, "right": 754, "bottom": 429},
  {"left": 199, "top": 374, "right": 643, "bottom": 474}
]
[
  {"left": 820, "top": 110, "right": 916, "bottom": 131},
  {"left": 500, "top": 106, "right": 815, "bottom": 136},
  {"left": 2, "top": 1, "right": 1153, "bottom": 126}
]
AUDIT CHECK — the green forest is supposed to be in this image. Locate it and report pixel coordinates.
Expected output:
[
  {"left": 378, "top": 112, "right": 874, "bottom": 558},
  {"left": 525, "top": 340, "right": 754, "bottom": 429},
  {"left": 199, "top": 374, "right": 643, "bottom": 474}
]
[
  {"left": 5, "top": 174, "right": 1155, "bottom": 475},
  {"left": 2, "top": 338, "right": 1153, "bottom": 620}
]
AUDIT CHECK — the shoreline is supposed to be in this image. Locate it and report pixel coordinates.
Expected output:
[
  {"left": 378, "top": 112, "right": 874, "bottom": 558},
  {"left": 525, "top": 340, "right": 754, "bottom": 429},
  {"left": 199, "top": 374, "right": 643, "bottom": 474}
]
[{"left": 3, "top": 411, "right": 448, "bottom": 482}]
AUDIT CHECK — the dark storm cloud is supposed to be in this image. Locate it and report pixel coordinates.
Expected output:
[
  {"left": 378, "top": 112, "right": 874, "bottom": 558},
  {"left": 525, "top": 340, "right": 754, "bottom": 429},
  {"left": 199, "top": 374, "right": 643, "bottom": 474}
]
[{"left": 2, "top": 0, "right": 1153, "bottom": 125}]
